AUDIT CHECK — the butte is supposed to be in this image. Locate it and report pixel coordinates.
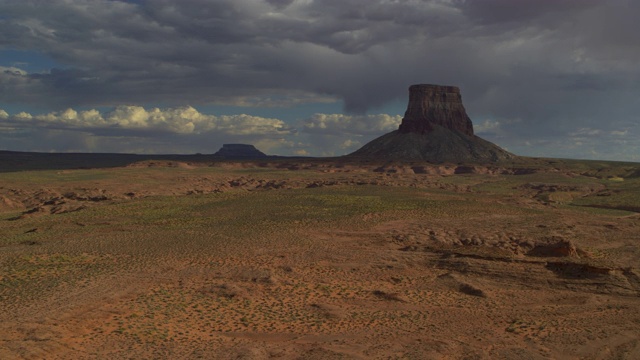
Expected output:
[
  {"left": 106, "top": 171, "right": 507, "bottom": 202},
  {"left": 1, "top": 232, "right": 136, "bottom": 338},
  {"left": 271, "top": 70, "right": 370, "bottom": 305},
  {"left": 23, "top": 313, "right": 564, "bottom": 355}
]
[{"left": 348, "top": 84, "right": 515, "bottom": 163}]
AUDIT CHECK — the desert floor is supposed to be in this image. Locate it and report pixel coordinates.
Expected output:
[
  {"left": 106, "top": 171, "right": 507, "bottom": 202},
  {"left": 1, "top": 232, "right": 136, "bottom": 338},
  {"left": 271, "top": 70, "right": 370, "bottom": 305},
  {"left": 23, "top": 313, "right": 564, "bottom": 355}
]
[{"left": 1, "top": 159, "right": 639, "bottom": 359}]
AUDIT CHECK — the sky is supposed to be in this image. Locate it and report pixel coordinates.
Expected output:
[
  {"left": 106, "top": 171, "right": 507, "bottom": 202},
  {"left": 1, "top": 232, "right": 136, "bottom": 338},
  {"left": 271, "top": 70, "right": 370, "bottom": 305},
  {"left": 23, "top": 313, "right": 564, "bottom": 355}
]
[{"left": 0, "top": 0, "right": 639, "bottom": 161}]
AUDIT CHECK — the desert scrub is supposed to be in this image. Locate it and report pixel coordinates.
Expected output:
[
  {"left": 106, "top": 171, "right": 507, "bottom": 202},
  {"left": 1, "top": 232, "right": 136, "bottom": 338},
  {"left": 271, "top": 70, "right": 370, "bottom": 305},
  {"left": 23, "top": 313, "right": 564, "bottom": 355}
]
[
  {"left": 569, "top": 179, "right": 640, "bottom": 213},
  {"left": 0, "top": 253, "right": 113, "bottom": 303},
  {"left": 0, "top": 168, "right": 112, "bottom": 185},
  {"left": 71, "top": 192, "right": 244, "bottom": 225},
  {"left": 189, "top": 186, "right": 439, "bottom": 231}
]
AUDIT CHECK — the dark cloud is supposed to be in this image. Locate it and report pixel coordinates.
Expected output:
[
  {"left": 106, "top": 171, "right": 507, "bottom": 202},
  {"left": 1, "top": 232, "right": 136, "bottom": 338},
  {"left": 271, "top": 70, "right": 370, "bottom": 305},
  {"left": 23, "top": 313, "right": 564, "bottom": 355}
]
[
  {"left": 454, "top": 0, "right": 601, "bottom": 26},
  {"left": 265, "top": 0, "right": 294, "bottom": 10},
  {"left": 0, "top": 0, "right": 639, "bottom": 160},
  {"left": 0, "top": 0, "right": 470, "bottom": 110}
]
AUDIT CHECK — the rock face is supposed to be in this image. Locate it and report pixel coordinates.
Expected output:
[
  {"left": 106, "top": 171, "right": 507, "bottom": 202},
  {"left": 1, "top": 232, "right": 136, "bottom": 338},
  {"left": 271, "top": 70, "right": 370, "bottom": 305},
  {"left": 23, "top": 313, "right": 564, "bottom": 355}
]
[
  {"left": 398, "top": 85, "right": 474, "bottom": 136},
  {"left": 213, "top": 144, "right": 267, "bottom": 159},
  {"left": 348, "top": 84, "right": 515, "bottom": 163}
]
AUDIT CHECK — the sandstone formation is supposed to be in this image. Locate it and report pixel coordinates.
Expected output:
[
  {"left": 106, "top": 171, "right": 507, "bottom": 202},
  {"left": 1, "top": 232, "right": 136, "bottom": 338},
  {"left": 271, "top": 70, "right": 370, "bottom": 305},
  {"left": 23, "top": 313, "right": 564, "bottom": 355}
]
[
  {"left": 348, "top": 84, "right": 515, "bottom": 163},
  {"left": 213, "top": 144, "right": 267, "bottom": 159},
  {"left": 398, "top": 85, "right": 474, "bottom": 136}
]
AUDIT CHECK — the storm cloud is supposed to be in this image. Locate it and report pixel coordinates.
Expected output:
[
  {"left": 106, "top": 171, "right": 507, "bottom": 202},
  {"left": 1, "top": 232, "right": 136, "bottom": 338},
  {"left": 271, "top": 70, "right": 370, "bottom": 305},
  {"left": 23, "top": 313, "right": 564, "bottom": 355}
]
[{"left": 1, "top": 0, "right": 639, "bottom": 160}]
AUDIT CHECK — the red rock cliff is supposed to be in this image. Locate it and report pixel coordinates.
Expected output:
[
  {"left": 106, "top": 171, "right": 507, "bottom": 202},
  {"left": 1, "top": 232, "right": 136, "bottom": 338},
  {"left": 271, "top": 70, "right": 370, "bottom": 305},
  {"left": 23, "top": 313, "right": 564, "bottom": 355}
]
[{"left": 398, "top": 84, "right": 474, "bottom": 136}]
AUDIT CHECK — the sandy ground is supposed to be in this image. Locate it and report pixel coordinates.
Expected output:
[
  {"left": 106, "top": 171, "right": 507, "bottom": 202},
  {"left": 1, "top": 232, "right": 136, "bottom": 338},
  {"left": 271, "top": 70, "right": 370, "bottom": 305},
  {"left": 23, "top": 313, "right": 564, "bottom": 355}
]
[{"left": 1, "top": 159, "right": 639, "bottom": 359}]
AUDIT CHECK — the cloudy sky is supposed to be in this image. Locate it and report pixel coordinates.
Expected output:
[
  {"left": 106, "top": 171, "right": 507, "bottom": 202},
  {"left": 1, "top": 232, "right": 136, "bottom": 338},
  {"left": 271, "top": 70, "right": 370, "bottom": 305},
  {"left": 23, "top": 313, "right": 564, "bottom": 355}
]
[{"left": 1, "top": 0, "right": 639, "bottom": 161}]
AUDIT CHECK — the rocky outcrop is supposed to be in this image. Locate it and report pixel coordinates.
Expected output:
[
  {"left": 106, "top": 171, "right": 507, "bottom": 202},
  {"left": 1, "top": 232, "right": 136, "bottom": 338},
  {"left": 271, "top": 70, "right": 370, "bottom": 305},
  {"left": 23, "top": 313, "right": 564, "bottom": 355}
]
[
  {"left": 213, "top": 144, "right": 267, "bottom": 159},
  {"left": 348, "top": 84, "right": 515, "bottom": 163},
  {"left": 398, "top": 84, "right": 474, "bottom": 136},
  {"left": 528, "top": 238, "right": 579, "bottom": 258}
]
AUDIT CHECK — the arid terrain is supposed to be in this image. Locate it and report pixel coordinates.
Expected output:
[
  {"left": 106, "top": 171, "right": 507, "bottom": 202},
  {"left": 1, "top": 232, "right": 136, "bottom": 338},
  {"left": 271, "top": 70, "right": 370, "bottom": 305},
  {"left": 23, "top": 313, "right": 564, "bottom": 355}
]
[{"left": 1, "top": 157, "right": 640, "bottom": 359}]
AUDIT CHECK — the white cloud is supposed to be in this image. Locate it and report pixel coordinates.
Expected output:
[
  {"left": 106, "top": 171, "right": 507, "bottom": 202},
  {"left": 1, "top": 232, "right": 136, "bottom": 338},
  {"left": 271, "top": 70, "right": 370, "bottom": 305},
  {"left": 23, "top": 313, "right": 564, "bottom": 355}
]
[
  {"left": 14, "top": 112, "right": 33, "bottom": 120},
  {"left": 0, "top": 66, "right": 28, "bottom": 76},
  {"left": 210, "top": 114, "right": 291, "bottom": 136},
  {"left": 252, "top": 138, "right": 295, "bottom": 154},
  {"left": 340, "top": 139, "right": 361, "bottom": 149},
  {"left": 473, "top": 119, "right": 502, "bottom": 133},
  {"left": 611, "top": 130, "right": 629, "bottom": 136},
  {"left": 0, "top": 109, "right": 8, "bottom": 119},
  {"left": 473, "top": 118, "right": 524, "bottom": 139},
  {"left": 0, "top": 106, "right": 292, "bottom": 137},
  {"left": 295, "top": 113, "right": 403, "bottom": 156},
  {"left": 569, "top": 128, "right": 602, "bottom": 137},
  {"left": 301, "top": 113, "right": 401, "bottom": 135}
]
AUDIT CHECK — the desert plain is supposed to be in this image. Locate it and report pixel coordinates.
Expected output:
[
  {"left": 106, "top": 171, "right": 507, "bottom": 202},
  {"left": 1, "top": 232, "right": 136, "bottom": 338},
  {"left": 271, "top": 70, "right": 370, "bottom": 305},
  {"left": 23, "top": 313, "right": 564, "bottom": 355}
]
[{"left": 1, "top": 156, "right": 640, "bottom": 359}]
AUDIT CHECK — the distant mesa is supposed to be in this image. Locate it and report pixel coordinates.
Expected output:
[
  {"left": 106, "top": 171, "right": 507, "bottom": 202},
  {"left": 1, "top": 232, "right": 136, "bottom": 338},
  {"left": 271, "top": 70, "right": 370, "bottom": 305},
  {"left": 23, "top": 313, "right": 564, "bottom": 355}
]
[
  {"left": 348, "top": 84, "right": 515, "bottom": 163},
  {"left": 213, "top": 144, "right": 267, "bottom": 159}
]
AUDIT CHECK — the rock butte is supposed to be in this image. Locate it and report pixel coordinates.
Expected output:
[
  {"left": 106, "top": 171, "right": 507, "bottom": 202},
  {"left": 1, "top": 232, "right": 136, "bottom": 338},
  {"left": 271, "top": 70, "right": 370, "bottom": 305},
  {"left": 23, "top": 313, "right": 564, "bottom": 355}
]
[
  {"left": 399, "top": 84, "right": 474, "bottom": 136},
  {"left": 348, "top": 84, "right": 515, "bottom": 163}
]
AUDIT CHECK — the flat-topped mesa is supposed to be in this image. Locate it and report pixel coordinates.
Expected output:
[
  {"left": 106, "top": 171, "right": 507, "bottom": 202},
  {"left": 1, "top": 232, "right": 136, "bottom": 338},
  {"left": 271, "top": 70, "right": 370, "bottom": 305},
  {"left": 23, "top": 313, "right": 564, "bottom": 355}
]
[
  {"left": 213, "top": 144, "right": 267, "bottom": 158},
  {"left": 398, "top": 84, "right": 474, "bottom": 136}
]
